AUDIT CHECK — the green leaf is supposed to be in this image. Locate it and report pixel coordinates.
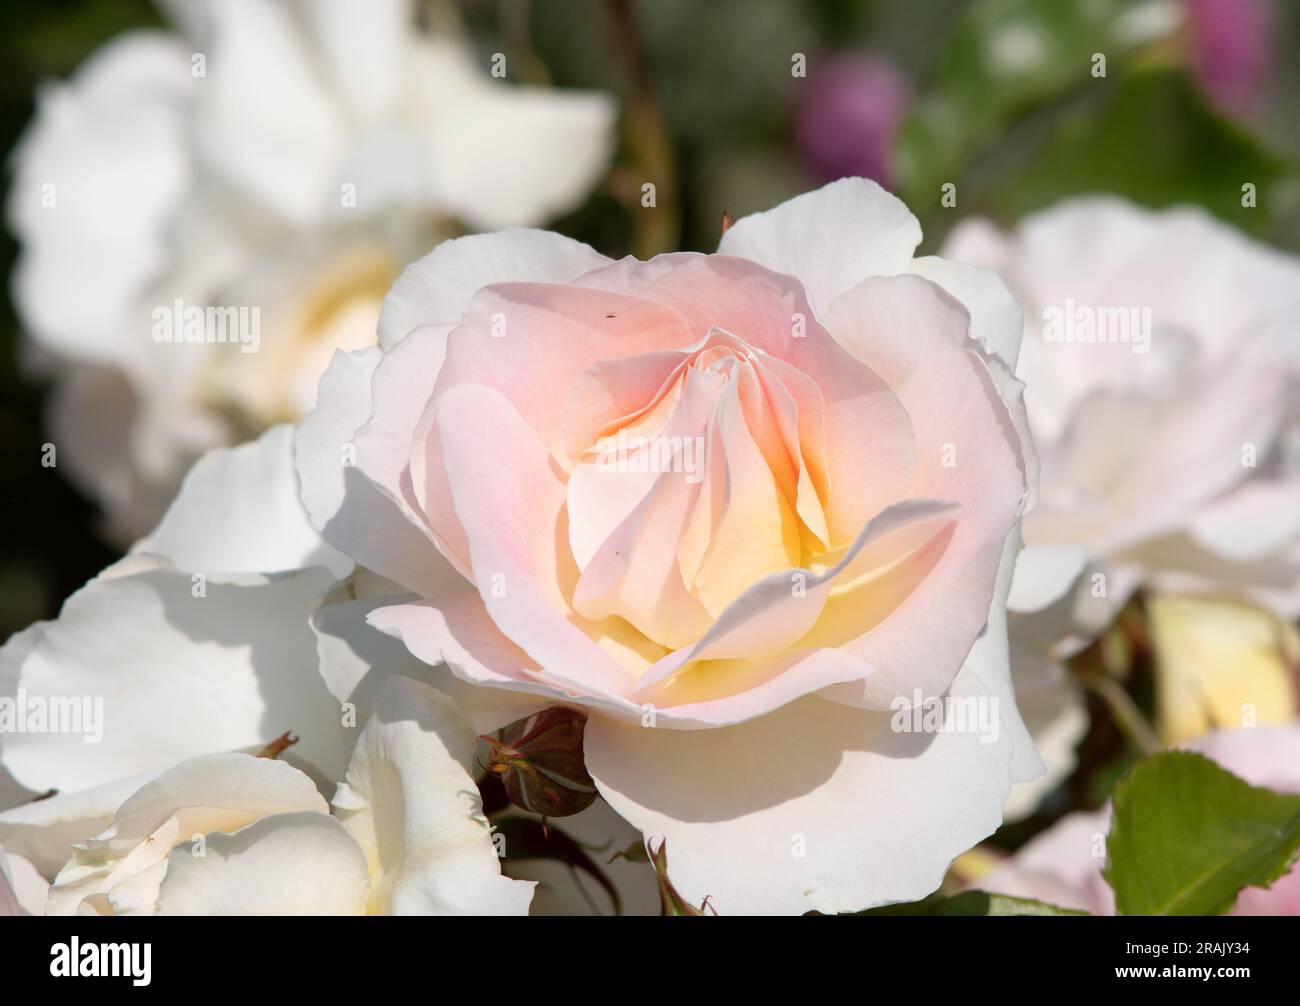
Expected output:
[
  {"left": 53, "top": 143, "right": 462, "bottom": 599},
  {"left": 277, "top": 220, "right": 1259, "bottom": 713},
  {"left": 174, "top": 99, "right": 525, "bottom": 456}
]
[
  {"left": 1104, "top": 750, "right": 1300, "bottom": 915},
  {"left": 856, "top": 891, "right": 1084, "bottom": 916}
]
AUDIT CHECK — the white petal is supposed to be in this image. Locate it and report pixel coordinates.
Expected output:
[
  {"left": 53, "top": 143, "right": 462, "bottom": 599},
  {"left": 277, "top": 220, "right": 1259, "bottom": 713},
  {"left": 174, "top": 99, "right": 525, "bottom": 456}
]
[
  {"left": 137, "top": 425, "right": 350, "bottom": 579},
  {"left": 1003, "top": 608, "right": 1088, "bottom": 822},
  {"left": 46, "top": 362, "right": 227, "bottom": 545},
  {"left": 333, "top": 676, "right": 534, "bottom": 915},
  {"left": 1117, "top": 533, "right": 1300, "bottom": 619},
  {"left": 945, "top": 526, "right": 1046, "bottom": 788},
  {"left": 1188, "top": 479, "right": 1300, "bottom": 562},
  {"left": 191, "top": 0, "right": 345, "bottom": 226},
  {"left": 586, "top": 671, "right": 1016, "bottom": 915},
  {"left": 0, "top": 772, "right": 150, "bottom": 878},
  {"left": 158, "top": 811, "right": 368, "bottom": 915},
  {"left": 717, "top": 177, "right": 922, "bottom": 314},
  {"left": 7, "top": 32, "right": 192, "bottom": 362},
  {"left": 0, "top": 847, "right": 47, "bottom": 916},
  {"left": 377, "top": 228, "right": 611, "bottom": 349},
  {"left": 94, "top": 753, "right": 326, "bottom": 848},
  {"left": 312, "top": 573, "right": 546, "bottom": 735},
  {"left": 47, "top": 753, "right": 327, "bottom": 916},
  {"left": 1007, "top": 545, "right": 1088, "bottom": 613},
  {"left": 909, "top": 255, "right": 1024, "bottom": 368},
  {"left": 294, "top": 347, "right": 461, "bottom": 594},
  {"left": 427, "top": 85, "right": 616, "bottom": 232},
  {"left": 942, "top": 199, "right": 1300, "bottom": 445},
  {"left": 0, "top": 565, "right": 349, "bottom": 793},
  {"left": 295, "top": 0, "right": 411, "bottom": 123}
]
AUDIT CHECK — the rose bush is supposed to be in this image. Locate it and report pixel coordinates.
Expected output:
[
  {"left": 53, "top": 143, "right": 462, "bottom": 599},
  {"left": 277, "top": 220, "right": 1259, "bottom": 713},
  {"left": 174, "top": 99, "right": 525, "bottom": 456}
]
[{"left": 294, "top": 177, "right": 1046, "bottom": 913}]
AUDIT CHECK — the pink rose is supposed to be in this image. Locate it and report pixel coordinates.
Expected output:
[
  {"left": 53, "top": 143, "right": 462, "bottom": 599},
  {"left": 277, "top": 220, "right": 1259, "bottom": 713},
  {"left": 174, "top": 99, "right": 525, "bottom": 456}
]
[{"left": 296, "top": 178, "right": 1044, "bottom": 913}]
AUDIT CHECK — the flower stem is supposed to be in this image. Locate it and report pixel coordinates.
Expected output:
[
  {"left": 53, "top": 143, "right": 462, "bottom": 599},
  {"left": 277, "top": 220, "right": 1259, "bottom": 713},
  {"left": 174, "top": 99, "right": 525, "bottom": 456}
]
[
  {"left": 608, "top": 0, "right": 679, "bottom": 258},
  {"left": 1080, "top": 669, "right": 1161, "bottom": 757}
]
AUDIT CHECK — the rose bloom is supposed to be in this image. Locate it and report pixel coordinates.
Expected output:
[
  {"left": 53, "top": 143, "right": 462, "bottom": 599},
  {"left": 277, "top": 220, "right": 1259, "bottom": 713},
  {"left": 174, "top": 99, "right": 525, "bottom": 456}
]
[
  {"left": 2, "top": 178, "right": 1043, "bottom": 915},
  {"left": 288, "top": 177, "right": 1045, "bottom": 913},
  {"left": 942, "top": 198, "right": 1300, "bottom": 818},
  {"left": 34, "top": 678, "right": 530, "bottom": 917},
  {"left": 9, "top": 0, "right": 614, "bottom": 541},
  {"left": 978, "top": 726, "right": 1300, "bottom": 915}
]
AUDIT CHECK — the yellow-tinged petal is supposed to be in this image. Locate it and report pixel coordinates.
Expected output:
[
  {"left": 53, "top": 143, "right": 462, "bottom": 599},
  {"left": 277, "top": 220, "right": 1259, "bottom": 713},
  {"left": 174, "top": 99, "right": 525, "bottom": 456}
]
[{"left": 1149, "top": 594, "right": 1299, "bottom": 744}]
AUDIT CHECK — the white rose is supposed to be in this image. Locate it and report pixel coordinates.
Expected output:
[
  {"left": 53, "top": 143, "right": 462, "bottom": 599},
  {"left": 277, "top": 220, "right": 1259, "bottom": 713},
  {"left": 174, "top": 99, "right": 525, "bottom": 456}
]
[
  {"left": 44, "top": 677, "right": 532, "bottom": 916},
  {"left": 9, "top": 0, "right": 615, "bottom": 541},
  {"left": 942, "top": 197, "right": 1300, "bottom": 817}
]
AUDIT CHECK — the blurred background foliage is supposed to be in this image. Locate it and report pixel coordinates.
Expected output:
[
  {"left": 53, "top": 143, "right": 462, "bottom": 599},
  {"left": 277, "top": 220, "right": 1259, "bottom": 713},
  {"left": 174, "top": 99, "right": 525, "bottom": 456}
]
[{"left": 3, "top": 0, "right": 1299, "bottom": 638}]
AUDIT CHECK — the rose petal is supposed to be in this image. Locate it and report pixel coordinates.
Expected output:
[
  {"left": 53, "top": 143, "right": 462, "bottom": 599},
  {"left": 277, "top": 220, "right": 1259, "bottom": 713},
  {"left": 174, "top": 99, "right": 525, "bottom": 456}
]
[
  {"left": 313, "top": 572, "right": 547, "bottom": 735},
  {"left": 157, "top": 811, "right": 369, "bottom": 915},
  {"left": 0, "top": 565, "right": 349, "bottom": 793},
  {"left": 296, "top": 0, "right": 410, "bottom": 123},
  {"left": 908, "top": 255, "right": 1024, "bottom": 368},
  {"left": 813, "top": 274, "right": 1026, "bottom": 707},
  {"left": 139, "top": 424, "right": 350, "bottom": 579},
  {"left": 0, "top": 847, "right": 47, "bottom": 916},
  {"left": 191, "top": 0, "right": 345, "bottom": 226},
  {"left": 377, "top": 228, "right": 611, "bottom": 349},
  {"left": 427, "top": 86, "right": 616, "bottom": 233},
  {"left": 717, "top": 177, "right": 922, "bottom": 313},
  {"left": 8, "top": 32, "right": 192, "bottom": 363},
  {"left": 296, "top": 346, "right": 462, "bottom": 593},
  {"left": 429, "top": 384, "right": 636, "bottom": 697},
  {"left": 332, "top": 676, "right": 535, "bottom": 915},
  {"left": 46, "top": 752, "right": 326, "bottom": 915},
  {"left": 586, "top": 669, "right": 1014, "bottom": 915}
]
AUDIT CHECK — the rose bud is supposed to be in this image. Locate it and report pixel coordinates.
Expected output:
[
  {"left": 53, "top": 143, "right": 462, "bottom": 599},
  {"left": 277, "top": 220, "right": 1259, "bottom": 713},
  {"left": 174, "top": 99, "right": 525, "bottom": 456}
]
[{"left": 482, "top": 707, "right": 599, "bottom": 820}]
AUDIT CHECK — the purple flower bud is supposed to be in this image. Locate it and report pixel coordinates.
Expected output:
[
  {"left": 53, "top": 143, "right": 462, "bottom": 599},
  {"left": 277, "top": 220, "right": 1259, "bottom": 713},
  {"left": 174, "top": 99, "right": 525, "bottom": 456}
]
[
  {"left": 796, "top": 54, "right": 910, "bottom": 188},
  {"left": 1185, "top": 0, "right": 1274, "bottom": 115}
]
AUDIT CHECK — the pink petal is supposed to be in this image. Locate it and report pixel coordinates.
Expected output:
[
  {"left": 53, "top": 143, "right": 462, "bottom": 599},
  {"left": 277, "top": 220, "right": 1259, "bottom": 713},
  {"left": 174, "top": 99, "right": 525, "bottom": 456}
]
[
  {"left": 431, "top": 384, "right": 637, "bottom": 698},
  {"left": 817, "top": 274, "right": 1027, "bottom": 708}
]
